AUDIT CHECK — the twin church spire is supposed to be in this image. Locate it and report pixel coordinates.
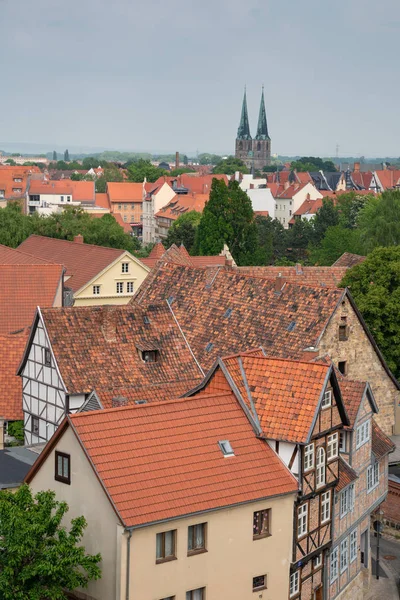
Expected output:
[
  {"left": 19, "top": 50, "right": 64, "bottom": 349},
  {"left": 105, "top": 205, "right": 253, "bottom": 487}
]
[{"left": 237, "top": 87, "right": 269, "bottom": 141}]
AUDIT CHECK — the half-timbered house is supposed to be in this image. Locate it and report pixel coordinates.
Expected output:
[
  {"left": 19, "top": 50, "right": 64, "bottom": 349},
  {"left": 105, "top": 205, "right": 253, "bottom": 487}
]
[{"left": 187, "top": 350, "right": 350, "bottom": 600}]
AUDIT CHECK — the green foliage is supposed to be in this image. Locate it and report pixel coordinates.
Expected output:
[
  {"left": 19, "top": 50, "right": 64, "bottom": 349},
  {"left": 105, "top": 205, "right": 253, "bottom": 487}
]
[
  {"left": 213, "top": 156, "right": 248, "bottom": 175},
  {"left": 0, "top": 202, "right": 35, "bottom": 247},
  {"left": 290, "top": 156, "right": 337, "bottom": 172},
  {"left": 64, "top": 149, "right": 70, "bottom": 162},
  {"left": 70, "top": 172, "right": 83, "bottom": 181},
  {"left": 7, "top": 420, "right": 24, "bottom": 443},
  {"left": 309, "top": 225, "right": 364, "bottom": 266},
  {"left": 198, "top": 153, "right": 222, "bottom": 166},
  {"left": 341, "top": 246, "right": 400, "bottom": 377},
  {"left": 311, "top": 198, "right": 340, "bottom": 245},
  {"left": 95, "top": 165, "right": 123, "bottom": 192},
  {"left": 357, "top": 190, "right": 400, "bottom": 252},
  {"left": 286, "top": 218, "right": 313, "bottom": 262},
  {"left": 127, "top": 160, "right": 167, "bottom": 183},
  {"left": 0, "top": 485, "right": 101, "bottom": 599},
  {"left": 4, "top": 159, "right": 16, "bottom": 165},
  {"left": 262, "top": 164, "right": 279, "bottom": 172},
  {"left": 165, "top": 211, "right": 201, "bottom": 253},
  {"left": 183, "top": 155, "right": 188, "bottom": 165},
  {"left": 336, "top": 192, "right": 372, "bottom": 228},
  {"left": 169, "top": 167, "right": 195, "bottom": 176}
]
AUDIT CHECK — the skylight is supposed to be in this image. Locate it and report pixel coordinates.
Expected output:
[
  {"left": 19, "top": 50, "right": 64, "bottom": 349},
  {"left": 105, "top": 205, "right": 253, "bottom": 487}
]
[
  {"left": 167, "top": 296, "right": 175, "bottom": 305},
  {"left": 218, "top": 440, "right": 234, "bottom": 457},
  {"left": 287, "top": 321, "right": 296, "bottom": 332},
  {"left": 143, "top": 316, "right": 150, "bottom": 325},
  {"left": 224, "top": 308, "right": 232, "bottom": 318},
  {"left": 205, "top": 342, "right": 214, "bottom": 352}
]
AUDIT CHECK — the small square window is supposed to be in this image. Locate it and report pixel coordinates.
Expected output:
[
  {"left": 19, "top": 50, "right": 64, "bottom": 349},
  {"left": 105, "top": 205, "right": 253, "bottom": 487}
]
[
  {"left": 218, "top": 440, "right": 234, "bottom": 456},
  {"left": 93, "top": 285, "right": 100, "bottom": 295},
  {"left": 44, "top": 348, "right": 51, "bottom": 367},
  {"left": 252, "top": 575, "right": 267, "bottom": 591},
  {"left": 339, "top": 325, "right": 348, "bottom": 341},
  {"left": 140, "top": 350, "right": 158, "bottom": 363},
  {"left": 122, "top": 262, "right": 129, "bottom": 273},
  {"left": 116, "top": 282, "right": 124, "bottom": 294},
  {"left": 156, "top": 530, "right": 176, "bottom": 563},
  {"left": 32, "top": 416, "right": 39, "bottom": 435},
  {"left": 67, "top": 196, "right": 71, "bottom": 202},
  {"left": 338, "top": 361, "right": 347, "bottom": 375},
  {"left": 55, "top": 451, "right": 71, "bottom": 484},
  {"left": 339, "top": 431, "right": 347, "bottom": 452},
  {"left": 127, "top": 281, "right": 134, "bottom": 293},
  {"left": 253, "top": 508, "right": 271, "bottom": 538},
  {"left": 188, "top": 523, "right": 207, "bottom": 554},
  {"left": 322, "top": 389, "right": 332, "bottom": 408}
]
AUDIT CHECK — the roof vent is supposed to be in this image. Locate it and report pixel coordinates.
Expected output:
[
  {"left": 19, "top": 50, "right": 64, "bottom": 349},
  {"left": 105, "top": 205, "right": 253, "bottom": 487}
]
[
  {"left": 134, "top": 400, "right": 147, "bottom": 405},
  {"left": 205, "top": 342, "right": 213, "bottom": 352},
  {"left": 218, "top": 440, "right": 234, "bottom": 457},
  {"left": 224, "top": 308, "right": 232, "bottom": 318},
  {"left": 287, "top": 321, "right": 296, "bottom": 332}
]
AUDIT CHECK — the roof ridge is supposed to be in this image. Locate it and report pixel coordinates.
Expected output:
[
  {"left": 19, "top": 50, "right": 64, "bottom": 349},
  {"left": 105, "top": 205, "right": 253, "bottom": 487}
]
[
  {"left": 225, "top": 353, "right": 329, "bottom": 368},
  {"left": 23, "top": 235, "right": 127, "bottom": 254}
]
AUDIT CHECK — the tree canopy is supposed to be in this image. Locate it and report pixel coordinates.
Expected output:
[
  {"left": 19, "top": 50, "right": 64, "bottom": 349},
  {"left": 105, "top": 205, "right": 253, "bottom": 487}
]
[
  {"left": 290, "top": 156, "right": 337, "bottom": 172},
  {"left": 213, "top": 156, "right": 248, "bottom": 175},
  {"left": 165, "top": 210, "right": 201, "bottom": 253},
  {"left": 341, "top": 246, "right": 400, "bottom": 378},
  {"left": 357, "top": 190, "right": 400, "bottom": 252},
  {"left": 127, "top": 160, "right": 167, "bottom": 183},
  {"left": 0, "top": 484, "right": 101, "bottom": 600}
]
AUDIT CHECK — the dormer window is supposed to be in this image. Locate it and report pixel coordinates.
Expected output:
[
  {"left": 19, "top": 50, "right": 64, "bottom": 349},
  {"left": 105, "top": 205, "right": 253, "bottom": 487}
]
[
  {"left": 140, "top": 350, "right": 158, "bottom": 363},
  {"left": 218, "top": 440, "right": 234, "bottom": 456},
  {"left": 321, "top": 389, "right": 332, "bottom": 409}
]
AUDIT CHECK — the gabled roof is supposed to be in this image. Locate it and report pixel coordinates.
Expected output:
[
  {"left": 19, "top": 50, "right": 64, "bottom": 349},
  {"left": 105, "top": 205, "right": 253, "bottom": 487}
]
[
  {"left": 28, "top": 180, "right": 95, "bottom": 202},
  {"left": 0, "top": 264, "right": 63, "bottom": 335},
  {"left": 336, "top": 457, "right": 358, "bottom": 492},
  {"left": 0, "top": 244, "right": 52, "bottom": 265},
  {"left": 94, "top": 193, "right": 110, "bottom": 209},
  {"left": 27, "top": 393, "right": 297, "bottom": 527},
  {"left": 155, "top": 193, "right": 209, "bottom": 220},
  {"left": 0, "top": 166, "right": 34, "bottom": 199},
  {"left": 107, "top": 182, "right": 143, "bottom": 203},
  {"left": 374, "top": 169, "right": 400, "bottom": 190},
  {"left": 372, "top": 420, "right": 395, "bottom": 460},
  {"left": 19, "top": 304, "right": 203, "bottom": 398},
  {"left": 236, "top": 265, "right": 348, "bottom": 289},
  {"left": 17, "top": 235, "right": 131, "bottom": 292},
  {"left": 0, "top": 332, "right": 28, "bottom": 420},
  {"left": 140, "top": 243, "right": 227, "bottom": 270},
  {"left": 338, "top": 378, "right": 377, "bottom": 429},
  {"left": 332, "top": 252, "right": 366, "bottom": 268}
]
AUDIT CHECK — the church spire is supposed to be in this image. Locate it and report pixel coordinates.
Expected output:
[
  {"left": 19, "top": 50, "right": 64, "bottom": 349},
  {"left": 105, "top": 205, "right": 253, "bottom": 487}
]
[
  {"left": 237, "top": 87, "right": 252, "bottom": 140},
  {"left": 255, "top": 86, "right": 269, "bottom": 140}
]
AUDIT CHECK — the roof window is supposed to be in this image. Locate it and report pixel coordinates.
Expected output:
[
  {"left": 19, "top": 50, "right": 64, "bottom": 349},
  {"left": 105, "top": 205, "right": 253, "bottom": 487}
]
[
  {"left": 224, "top": 308, "right": 232, "bottom": 318},
  {"left": 143, "top": 315, "right": 150, "bottom": 325},
  {"left": 140, "top": 350, "right": 158, "bottom": 363},
  {"left": 134, "top": 400, "right": 147, "bottom": 405},
  {"left": 167, "top": 296, "right": 175, "bottom": 305},
  {"left": 205, "top": 342, "right": 213, "bottom": 352},
  {"left": 218, "top": 440, "right": 234, "bottom": 457},
  {"left": 287, "top": 321, "right": 296, "bottom": 332}
]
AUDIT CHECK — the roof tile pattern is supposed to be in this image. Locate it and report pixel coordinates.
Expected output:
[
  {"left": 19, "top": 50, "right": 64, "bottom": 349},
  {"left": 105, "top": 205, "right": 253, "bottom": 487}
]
[
  {"left": 18, "top": 235, "right": 127, "bottom": 292},
  {"left": 133, "top": 263, "right": 344, "bottom": 372},
  {"left": 39, "top": 304, "right": 203, "bottom": 396},
  {"left": 69, "top": 393, "right": 297, "bottom": 527},
  {"left": 0, "top": 244, "right": 51, "bottom": 265},
  {"left": 107, "top": 182, "right": 143, "bottom": 203},
  {"left": 372, "top": 420, "right": 395, "bottom": 459},
  {"left": 236, "top": 266, "right": 348, "bottom": 289},
  {"left": 336, "top": 457, "right": 358, "bottom": 492},
  {"left": 337, "top": 378, "right": 367, "bottom": 428},
  {"left": 0, "top": 332, "right": 27, "bottom": 420},
  {"left": 332, "top": 253, "right": 366, "bottom": 268}
]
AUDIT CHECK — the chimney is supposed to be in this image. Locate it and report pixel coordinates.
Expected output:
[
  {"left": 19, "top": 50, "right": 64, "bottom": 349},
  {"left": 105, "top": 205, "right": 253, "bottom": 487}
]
[
  {"left": 175, "top": 152, "right": 179, "bottom": 170},
  {"left": 112, "top": 396, "right": 128, "bottom": 408},
  {"left": 274, "top": 274, "right": 286, "bottom": 294},
  {"left": 354, "top": 162, "right": 360, "bottom": 173},
  {"left": 74, "top": 234, "right": 84, "bottom": 244},
  {"left": 0, "top": 417, "right": 4, "bottom": 451},
  {"left": 101, "top": 306, "right": 118, "bottom": 343}
]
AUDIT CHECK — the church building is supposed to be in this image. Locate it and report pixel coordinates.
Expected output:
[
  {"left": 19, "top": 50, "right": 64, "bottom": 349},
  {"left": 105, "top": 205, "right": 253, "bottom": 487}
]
[{"left": 235, "top": 88, "right": 271, "bottom": 171}]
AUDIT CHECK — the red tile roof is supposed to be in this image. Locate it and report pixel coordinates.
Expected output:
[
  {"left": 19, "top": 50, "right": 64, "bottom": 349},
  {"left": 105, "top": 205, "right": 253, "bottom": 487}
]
[
  {"left": 336, "top": 457, "right": 358, "bottom": 492},
  {"left": 64, "top": 393, "right": 297, "bottom": 527},
  {"left": 274, "top": 182, "right": 310, "bottom": 199},
  {"left": 332, "top": 253, "right": 366, "bottom": 268},
  {"left": 140, "top": 243, "right": 227, "bottom": 270},
  {"left": 149, "top": 242, "right": 166, "bottom": 259},
  {"left": 0, "top": 244, "right": 52, "bottom": 265},
  {"left": 29, "top": 304, "right": 203, "bottom": 397},
  {"left": 18, "top": 235, "right": 129, "bottom": 292},
  {"left": 351, "top": 172, "right": 373, "bottom": 189},
  {"left": 236, "top": 265, "right": 348, "bottom": 289},
  {"left": 28, "top": 180, "right": 95, "bottom": 202},
  {"left": 0, "top": 332, "right": 27, "bottom": 420},
  {"left": 338, "top": 378, "right": 369, "bottom": 428},
  {"left": 0, "top": 166, "right": 36, "bottom": 199},
  {"left": 155, "top": 193, "right": 209, "bottom": 221},
  {"left": 375, "top": 170, "right": 400, "bottom": 190},
  {"left": 372, "top": 420, "right": 395, "bottom": 459},
  {"left": 94, "top": 193, "right": 110, "bottom": 210},
  {"left": 89, "top": 212, "right": 133, "bottom": 234},
  {"left": 293, "top": 198, "right": 323, "bottom": 217},
  {"left": 154, "top": 174, "right": 229, "bottom": 195},
  {"left": 107, "top": 182, "right": 143, "bottom": 203},
  {"left": 0, "top": 264, "right": 63, "bottom": 335}
]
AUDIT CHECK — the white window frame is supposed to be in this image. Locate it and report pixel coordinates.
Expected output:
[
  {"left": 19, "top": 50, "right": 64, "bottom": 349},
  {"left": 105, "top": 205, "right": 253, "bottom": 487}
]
[
  {"left": 127, "top": 281, "right": 134, "bottom": 293},
  {"left": 340, "top": 484, "right": 355, "bottom": 517},
  {"left": 321, "top": 490, "right": 331, "bottom": 524},
  {"left": 330, "top": 547, "right": 338, "bottom": 583},
  {"left": 93, "top": 285, "right": 100, "bottom": 295},
  {"left": 350, "top": 529, "right": 357, "bottom": 563},
  {"left": 327, "top": 432, "right": 339, "bottom": 461},
  {"left": 340, "top": 538, "right": 349, "bottom": 573},
  {"left": 356, "top": 420, "right": 370, "bottom": 449},
  {"left": 122, "top": 262, "right": 129, "bottom": 273},
  {"left": 116, "top": 282, "right": 124, "bottom": 294},
  {"left": 313, "top": 554, "right": 322, "bottom": 569},
  {"left": 322, "top": 389, "right": 332, "bottom": 409},
  {"left": 339, "top": 431, "right": 347, "bottom": 452},
  {"left": 290, "top": 571, "right": 299, "bottom": 597},
  {"left": 304, "top": 443, "right": 314, "bottom": 471},
  {"left": 316, "top": 447, "right": 326, "bottom": 489},
  {"left": 367, "top": 463, "right": 379, "bottom": 492},
  {"left": 297, "top": 503, "right": 308, "bottom": 538}
]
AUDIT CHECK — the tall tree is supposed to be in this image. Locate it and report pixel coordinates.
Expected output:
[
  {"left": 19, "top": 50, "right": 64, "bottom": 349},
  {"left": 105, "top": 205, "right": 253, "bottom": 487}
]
[
  {"left": 213, "top": 156, "right": 248, "bottom": 175},
  {"left": 165, "top": 210, "right": 201, "bottom": 253},
  {"left": 183, "top": 155, "right": 188, "bottom": 165},
  {"left": 52, "top": 150, "right": 57, "bottom": 161},
  {"left": 0, "top": 202, "right": 34, "bottom": 247},
  {"left": 290, "top": 157, "right": 337, "bottom": 172},
  {"left": 286, "top": 218, "right": 313, "bottom": 262},
  {"left": 127, "top": 159, "right": 167, "bottom": 183},
  {"left": 64, "top": 149, "right": 70, "bottom": 162},
  {"left": 0, "top": 484, "right": 101, "bottom": 600},
  {"left": 357, "top": 190, "right": 400, "bottom": 252},
  {"left": 309, "top": 225, "right": 364, "bottom": 266},
  {"left": 311, "top": 198, "right": 340, "bottom": 244}
]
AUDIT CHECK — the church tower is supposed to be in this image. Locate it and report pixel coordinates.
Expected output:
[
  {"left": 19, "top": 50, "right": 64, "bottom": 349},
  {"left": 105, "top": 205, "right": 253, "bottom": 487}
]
[
  {"left": 235, "top": 88, "right": 253, "bottom": 170},
  {"left": 234, "top": 87, "right": 271, "bottom": 172}
]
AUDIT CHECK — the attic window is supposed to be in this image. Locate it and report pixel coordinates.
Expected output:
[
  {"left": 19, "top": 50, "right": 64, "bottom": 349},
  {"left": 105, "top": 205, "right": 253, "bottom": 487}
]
[
  {"left": 287, "top": 321, "right": 296, "bottom": 332},
  {"left": 339, "top": 324, "right": 349, "bottom": 341},
  {"left": 224, "top": 308, "right": 232, "bottom": 318},
  {"left": 134, "top": 400, "right": 147, "bottom": 405},
  {"left": 218, "top": 440, "right": 234, "bottom": 457},
  {"left": 143, "top": 316, "right": 151, "bottom": 325},
  {"left": 140, "top": 350, "right": 158, "bottom": 363},
  {"left": 44, "top": 348, "right": 51, "bottom": 367},
  {"left": 205, "top": 342, "right": 213, "bottom": 352}
]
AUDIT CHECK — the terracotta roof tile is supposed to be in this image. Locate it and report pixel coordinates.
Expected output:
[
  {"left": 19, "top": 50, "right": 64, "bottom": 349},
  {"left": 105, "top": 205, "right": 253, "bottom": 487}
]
[
  {"left": 18, "top": 235, "right": 128, "bottom": 292},
  {"left": 94, "top": 193, "right": 110, "bottom": 209},
  {"left": 68, "top": 393, "right": 297, "bottom": 527},
  {"left": 372, "top": 420, "right": 395, "bottom": 459},
  {"left": 28, "top": 180, "right": 95, "bottom": 202},
  {"left": 0, "top": 264, "right": 63, "bottom": 334},
  {"left": 375, "top": 170, "right": 400, "bottom": 190},
  {"left": 337, "top": 378, "right": 368, "bottom": 428},
  {"left": 156, "top": 193, "right": 209, "bottom": 221},
  {"left": 0, "top": 244, "right": 52, "bottom": 265},
  {"left": 336, "top": 457, "right": 358, "bottom": 492},
  {"left": 107, "top": 182, "right": 143, "bottom": 203},
  {"left": 149, "top": 242, "right": 166, "bottom": 259},
  {"left": 332, "top": 253, "right": 366, "bottom": 268},
  {"left": 236, "top": 265, "right": 348, "bottom": 289},
  {"left": 89, "top": 212, "right": 133, "bottom": 234},
  {"left": 0, "top": 166, "right": 35, "bottom": 199},
  {"left": 0, "top": 332, "right": 27, "bottom": 420}
]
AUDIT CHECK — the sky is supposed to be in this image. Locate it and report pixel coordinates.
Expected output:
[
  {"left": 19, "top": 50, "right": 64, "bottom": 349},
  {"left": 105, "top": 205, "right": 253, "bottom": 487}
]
[{"left": 1, "top": 0, "right": 400, "bottom": 157}]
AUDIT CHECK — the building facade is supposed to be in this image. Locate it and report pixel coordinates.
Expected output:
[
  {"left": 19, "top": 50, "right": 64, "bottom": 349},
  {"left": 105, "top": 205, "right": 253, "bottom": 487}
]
[{"left": 235, "top": 88, "right": 271, "bottom": 172}]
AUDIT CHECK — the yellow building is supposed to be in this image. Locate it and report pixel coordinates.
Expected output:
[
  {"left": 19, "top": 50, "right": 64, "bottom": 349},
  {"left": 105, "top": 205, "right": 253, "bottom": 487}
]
[
  {"left": 18, "top": 234, "right": 149, "bottom": 306},
  {"left": 26, "top": 392, "right": 297, "bottom": 600}
]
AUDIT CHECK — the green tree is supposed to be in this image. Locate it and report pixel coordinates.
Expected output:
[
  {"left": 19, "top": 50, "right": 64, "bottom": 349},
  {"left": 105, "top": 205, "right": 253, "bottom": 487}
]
[
  {"left": 183, "top": 155, "right": 188, "bottom": 165},
  {"left": 127, "top": 160, "right": 167, "bottom": 183},
  {"left": 0, "top": 202, "right": 34, "bottom": 247},
  {"left": 0, "top": 484, "right": 101, "bottom": 599},
  {"left": 291, "top": 157, "right": 337, "bottom": 172},
  {"left": 4, "top": 159, "right": 16, "bottom": 165},
  {"left": 95, "top": 166, "right": 123, "bottom": 192},
  {"left": 286, "top": 218, "right": 313, "bottom": 262},
  {"left": 165, "top": 211, "right": 201, "bottom": 253},
  {"left": 169, "top": 167, "right": 195, "bottom": 176},
  {"left": 357, "top": 190, "right": 400, "bottom": 252},
  {"left": 52, "top": 150, "right": 57, "bottom": 161},
  {"left": 336, "top": 192, "right": 372, "bottom": 228},
  {"left": 213, "top": 156, "right": 248, "bottom": 175},
  {"left": 310, "top": 198, "right": 340, "bottom": 245},
  {"left": 341, "top": 247, "right": 400, "bottom": 377},
  {"left": 70, "top": 172, "right": 84, "bottom": 181},
  {"left": 309, "top": 225, "right": 364, "bottom": 265},
  {"left": 64, "top": 149, "right": 70, "bottom": 162},
  {"left": 198, "top": 153, "right": 222, "bottom": 166}
]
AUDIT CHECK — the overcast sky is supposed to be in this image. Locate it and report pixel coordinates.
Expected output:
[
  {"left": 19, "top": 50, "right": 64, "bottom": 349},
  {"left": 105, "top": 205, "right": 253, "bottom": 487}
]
[{"left": 1, "top": 0, "right": 399, "bottom": 157}]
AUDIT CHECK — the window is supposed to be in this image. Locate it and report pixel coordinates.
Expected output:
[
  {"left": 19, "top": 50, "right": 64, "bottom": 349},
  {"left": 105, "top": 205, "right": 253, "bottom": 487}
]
[
  {"left": 253, "top": 509, "right": 271, "bottom": 538},
  {"left": 0, "top": 190, "right": 5, "bottom": 198},
  {"left": 339, "top": 431, "right": 347, "bottom": 452},
  {"left": 12, "top": 188, "right": 22, "bottom": 193},
  {"left": 304, "top": 443, "right": 314, "bottom": 471},
  {"left": 321, "top": 490, "right": 331, "bottom": 524},
  {"left": 156, "top": 530, "right": 176, "bottom": 562},
  {"left": 60, "top": 195, "right": 64, "bottom": 202},
  {"left": 44, "top": 348, "right": 51, "bottom": 367},
  {"left": 140, "top": 350, "right": 158, "bottom": 363},
  {"left": 67, "top": 196, "right": 71, "bottom": 202},
  {"left": 289, "top": 210, "right": 292, "bottom": 216},
  {"left": 188, "top": 523, "right": 206, "bottom": 554},
  {"left": 316, "top": 447, "right": 326, "bottom": 488},
  {"left": 32, "top": 416, "right": 39, "bottom": 435},
  {"left": 218, "top": 440, "right": 234, "bottom": 456},
  {"left": 297, "top": 503, "right": 308, "bottom": 538},
  {"left": 330, "top": 547, "right": 338, "bottom": 582},
  {"left": 118, "top": 204, "right": 122, "bottom": 210},
  {"left": 322, "top": 389, "right": 332, "bottom": 408},
  {"left": 252, "top": 575, "right": 267, "bottom": 591},
  {"left": 340, "top": 484, "right": 354, "bottom": 517},
  {"left": 186, "top": 588, "right": 205, "bottom": 600},
  {"left": 55, "top": 451, "right": 71, "bottom": 484},
  {"left": 116, "top": 282, "right": 124, "bottom": 294},
  {"left": 122, "top": 262, "right": 129, "bottom": 273},
  {"left": 340, "top": 538, "right": 349, "bottom": 573},
  {"left": 127, "top": 281, "right": 134, "bottom": 293},
  {"left": 367, "top": 463, "right": 379, "bottom": 492},
  {"left": 275, "top": 204, "right": 278, "bottom": 210},
  {"left": 313, "top": 554, "right": 322, "bottom": 569},
  {"left": 290, "top": 571, "right": 299, "bottom": 597},
  {"left": 123, "top": 215, "right": 127, "bottom": 222},
  {"left": 339, "top": 324, "right": 348, "bottom": 341},
  {"left": 338, "top": 361, "right": 347, "bottom": 375},
  {"left": 327, "top": 433, "right": 339, "bottom": 460},
  {"left": 160, "top": 597, "right": 175, "bottom": 600},
  {"left": 93, "top": 285, "right": 100, "bottom": 295},
  {"left": 356, "top": 420, "right": 370, "bottom": 448},
  {"left": 350, "top": 529, "right": 357, "bottom": 563}
]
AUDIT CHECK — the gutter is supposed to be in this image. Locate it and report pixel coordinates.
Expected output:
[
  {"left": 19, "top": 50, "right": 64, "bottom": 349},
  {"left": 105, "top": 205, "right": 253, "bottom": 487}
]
[{"left": 126, "top": 529, "right": 132, "bottom": 600}]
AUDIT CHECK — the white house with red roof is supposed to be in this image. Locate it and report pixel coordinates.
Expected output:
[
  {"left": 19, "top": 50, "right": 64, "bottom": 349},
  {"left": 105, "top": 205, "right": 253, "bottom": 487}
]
[{"left": 272, "top": 182, "right": 322, "bottom": 228}]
